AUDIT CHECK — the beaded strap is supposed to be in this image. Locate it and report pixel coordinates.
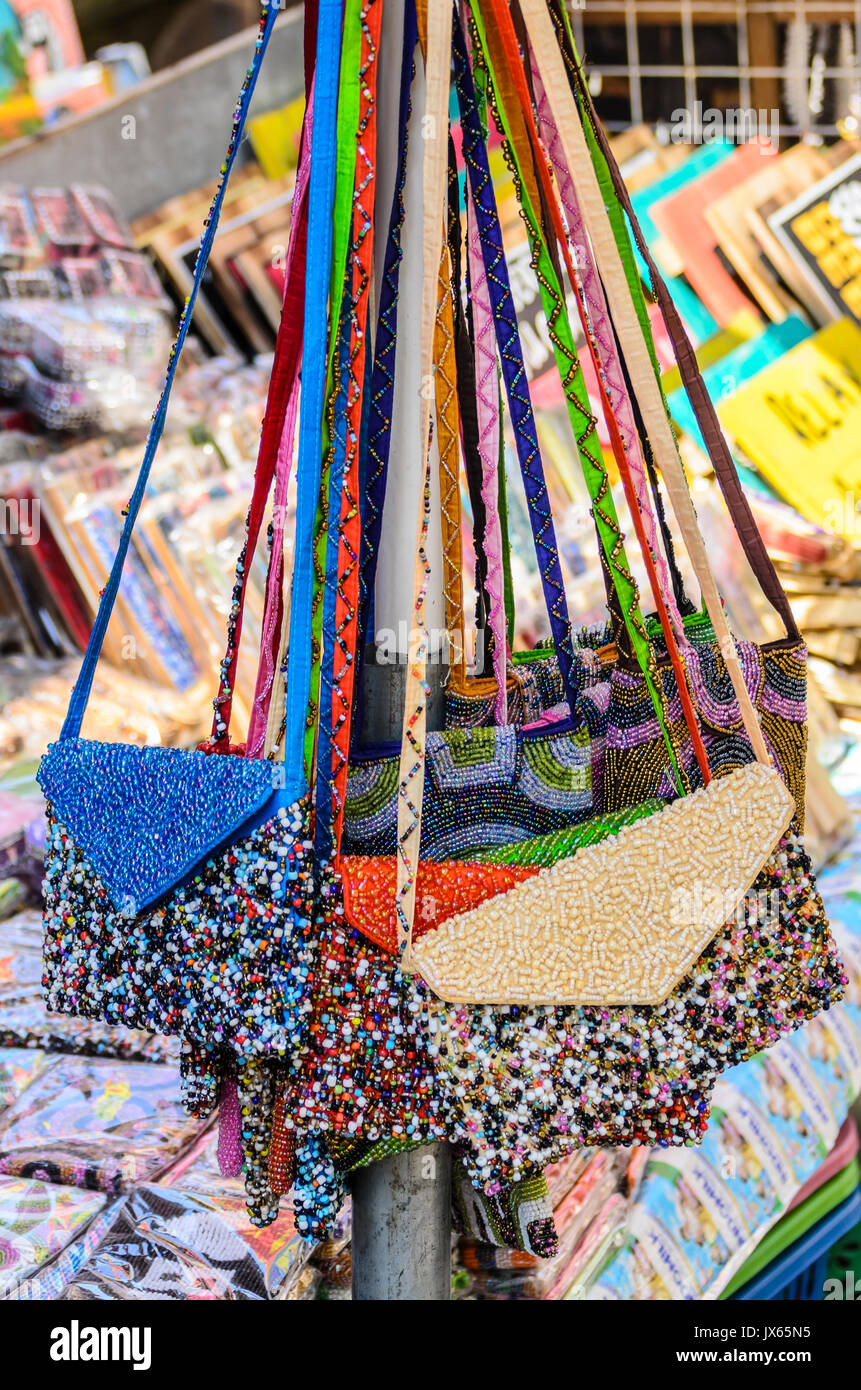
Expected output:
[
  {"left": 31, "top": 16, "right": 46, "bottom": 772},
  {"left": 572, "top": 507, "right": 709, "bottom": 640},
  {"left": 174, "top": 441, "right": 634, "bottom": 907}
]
[
  {"left": 465, "top": 156, "right": 508, "bottom": 720},
  {"left": 554, "top": 5, "right": 798, "bottom": 644},
  {"left": 468, "top": 8, "right": 641, "bottom": 678},
  {"left": 316, "top": 304, "right": 352, "bottom": 861},
  {"left": 245, "top": 371, "right": 302, "bottom": 757},
  {"left": 306, "top": 0, "right": 367, "bottom": 801},
  {"left": 435, "top": 245, "right": 468, "bottom": 690},
  {"left": 528, "top": 53, "right": 686, "bottom": 650},
  {"left": 462, "top": 13, "right": 649, "bottom": 667},
  {"left": 448, "top": 136, "right": 495, "bottom": 666},
  {"left": 451, "top": 15, "right": 580, "bottom": 720},
  {"left": 61, "top": 3, "right": 282, "bottom": 742},
  {"left": 395, "top": 0, "right": 453, "bottom": 960},
  {"left": 225, "top": 85, "right": 314, "bottom": 757},
  {"left": 481, "top": 0, "right": 711, "bottom": 786},
  {"left": 356, "top": 2, "right": 418, "bottom": 660}
]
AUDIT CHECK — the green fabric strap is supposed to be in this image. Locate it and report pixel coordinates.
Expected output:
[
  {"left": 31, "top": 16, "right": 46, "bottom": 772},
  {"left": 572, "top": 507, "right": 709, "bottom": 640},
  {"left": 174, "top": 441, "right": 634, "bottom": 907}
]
[{"left": 474, "top": 799, "right": 663, "bottom": 867}]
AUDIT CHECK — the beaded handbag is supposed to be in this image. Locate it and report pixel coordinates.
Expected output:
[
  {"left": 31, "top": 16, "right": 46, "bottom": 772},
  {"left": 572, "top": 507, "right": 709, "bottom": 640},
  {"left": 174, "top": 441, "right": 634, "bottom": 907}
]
[
  {"left": 550, "top": 19, "right": 810, "bottom": 821},
  {"left": 399, "top": 0, "right": 838, "bottom": 1017},
  {"left": 36, "top": 6, "right": 323, "bottom": 1072},
  {"left": 341, "top": 19, "right": 653, "bottom": 865},
  {"left": 341, "top": 2, "right": 788, "bottom": 1003}
]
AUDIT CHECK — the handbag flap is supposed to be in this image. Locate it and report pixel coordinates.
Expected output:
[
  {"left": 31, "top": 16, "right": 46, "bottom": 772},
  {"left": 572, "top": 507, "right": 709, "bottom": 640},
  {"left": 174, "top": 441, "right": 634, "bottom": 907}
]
[
  {"left": 340, "top": 855, "right": 538, "bottom": 953},
  {"left": 410, "top": 763, "right": 796, "bottom": 1006},
  {"left": 38, "top": 739, "right": 280, "bottom": 915}
]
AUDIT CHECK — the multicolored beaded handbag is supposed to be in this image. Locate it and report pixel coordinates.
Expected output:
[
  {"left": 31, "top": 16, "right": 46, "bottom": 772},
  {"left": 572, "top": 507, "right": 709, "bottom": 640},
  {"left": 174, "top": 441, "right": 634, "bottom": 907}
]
[
  {"left": 36, "top": 5, "right": 322, "bottom": 1070},
  {"left": 397, "top": 0, "right": 829, "bottom": 1008},
  {"left": 341, "top": 12, "right": 657, "bottom": 867}
]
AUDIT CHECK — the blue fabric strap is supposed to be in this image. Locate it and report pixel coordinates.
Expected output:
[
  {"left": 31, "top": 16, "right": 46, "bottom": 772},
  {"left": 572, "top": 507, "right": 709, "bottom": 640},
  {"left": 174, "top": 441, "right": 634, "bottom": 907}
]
[
  {"left": 282, "top": 0, "right": 345, "bottom": 796},
  {"left": 452, "top": 17, "right": 579, "bottom": 717},
  {"left": 61, "top": 2, "right": 280, "bottom": 742}
]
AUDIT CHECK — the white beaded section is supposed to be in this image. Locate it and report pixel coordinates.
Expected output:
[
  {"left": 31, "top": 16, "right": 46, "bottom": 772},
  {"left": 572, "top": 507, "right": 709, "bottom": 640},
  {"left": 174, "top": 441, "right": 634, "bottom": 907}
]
[{"left": 411, "top": 763, "right": 795, "bottom": 1006}]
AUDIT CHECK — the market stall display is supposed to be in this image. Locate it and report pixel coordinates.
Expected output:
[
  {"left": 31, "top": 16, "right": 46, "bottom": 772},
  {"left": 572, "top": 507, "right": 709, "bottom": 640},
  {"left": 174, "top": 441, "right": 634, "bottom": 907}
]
[{"left": 0, "top": 0, "right": 859, "bottom": 1308}]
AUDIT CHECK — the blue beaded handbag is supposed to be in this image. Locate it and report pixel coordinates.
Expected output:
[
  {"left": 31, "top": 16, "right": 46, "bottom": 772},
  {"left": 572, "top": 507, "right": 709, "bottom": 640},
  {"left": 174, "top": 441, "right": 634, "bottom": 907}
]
[{"left": 36, "top": 0, "right": 337, "bottom": 1065}]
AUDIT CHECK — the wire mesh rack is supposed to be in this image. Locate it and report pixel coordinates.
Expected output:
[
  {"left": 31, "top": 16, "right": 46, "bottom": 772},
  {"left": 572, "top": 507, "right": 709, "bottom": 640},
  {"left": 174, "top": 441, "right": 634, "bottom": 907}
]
[{"left": 572, "top": 1, "right": 861, "bottom": 140}]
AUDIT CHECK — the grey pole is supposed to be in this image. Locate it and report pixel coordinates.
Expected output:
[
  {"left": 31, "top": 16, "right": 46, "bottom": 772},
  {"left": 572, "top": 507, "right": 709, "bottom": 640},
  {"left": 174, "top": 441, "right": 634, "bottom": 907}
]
[
  {"left": 351, "top": 654, "right": 452, "bottom": 1302},
  {"left": 351, "top": 1143, "right": 452, "bottom": 1301}
]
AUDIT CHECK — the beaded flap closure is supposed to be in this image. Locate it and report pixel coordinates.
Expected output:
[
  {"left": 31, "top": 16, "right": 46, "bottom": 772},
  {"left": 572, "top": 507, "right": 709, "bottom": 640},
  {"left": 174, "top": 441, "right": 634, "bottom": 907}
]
[
  {"left": 410, "top": 763, "right": 796, "bottom": 1006},
  {"left": 38, "top": 739, "right": 283, "bottom": 915}
]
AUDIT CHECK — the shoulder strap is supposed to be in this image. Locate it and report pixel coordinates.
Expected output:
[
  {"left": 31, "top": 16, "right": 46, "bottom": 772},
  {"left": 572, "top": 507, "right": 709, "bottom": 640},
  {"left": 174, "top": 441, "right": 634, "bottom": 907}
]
[
  {"left": 317, "top": 0, "right": 384, "bottom": 860},
  {"left": 482, "top": 0, "right": 708, "bottom": 787},
  {"left": 436, "top": 241, "right": 468, "bottom": 690},
  {"left": 396, "top": 0, "right": 453, "bottom": 961},
  {"left": 448, "top": 138, "right": 494, "bottom": 665},
  {"left": 61, "top": 3, "right": 281, "bottom": 742},
  {"left": 452, "top": 15, "right": 581, "bottom": 717},
  {"left": 518, "top": 0, "right": 773, "bottom": 768},
  {"left": 304, "top": 0, "right": 367, "bottom": 792},
  {"left": 558, "top": 15, "right": 799, "bottom": 643},
  {"left": 356, "top": 4, "right": 418, "bottom": 657},
  {"left": 214, "top": 85, "right": 314, "bottom": 753},
  {"left": 527, "top": 52, "right": 686, "bottom": 650},
  {"left": 282, "top": 0, "right": 345, "bottom": 794},
  {"left": 464, "top": 148, "right": 508, "bottom": 719}
]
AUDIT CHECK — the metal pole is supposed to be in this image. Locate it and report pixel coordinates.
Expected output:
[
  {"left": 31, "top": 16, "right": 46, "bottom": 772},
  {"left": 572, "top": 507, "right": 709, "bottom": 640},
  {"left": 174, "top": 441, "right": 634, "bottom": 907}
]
[
  {"left": 350, "top": 3, "right": 451, "bottom": 1302},
  {"left": 351, "top": 1141, "right": 453, "bottom": 1301},
  {"left": 351, "top": 657, "right": 452, "bottom": 1301}
]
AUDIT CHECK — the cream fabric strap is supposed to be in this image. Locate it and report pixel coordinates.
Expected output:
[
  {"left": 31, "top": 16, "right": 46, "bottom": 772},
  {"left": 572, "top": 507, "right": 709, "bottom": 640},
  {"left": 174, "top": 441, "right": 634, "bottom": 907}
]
[
  {"left": 395, "top": 0, "right": 454, "bottom": 962},
  {"left": 517, "top": 0, "right": 771, "bottom": 767}
]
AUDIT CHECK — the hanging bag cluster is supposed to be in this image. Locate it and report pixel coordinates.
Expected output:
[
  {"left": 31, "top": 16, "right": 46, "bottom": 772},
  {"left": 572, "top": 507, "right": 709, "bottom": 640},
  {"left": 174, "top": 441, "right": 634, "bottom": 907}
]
[{"left": 35, "top": 0, "right": 846, "bottom": 1242}]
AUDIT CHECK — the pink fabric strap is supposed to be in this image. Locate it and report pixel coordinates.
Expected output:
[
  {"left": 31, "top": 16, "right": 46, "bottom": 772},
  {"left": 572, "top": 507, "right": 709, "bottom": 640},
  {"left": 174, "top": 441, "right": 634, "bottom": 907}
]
[
  {"left": 466, "top": 181, "right": 508, "bottom": 721},
  {"left": 246, "top": 374, "right": 301, "bottom": 755},
  {"left": 529, "top": 52, "right": 686, "bottom": 646}
]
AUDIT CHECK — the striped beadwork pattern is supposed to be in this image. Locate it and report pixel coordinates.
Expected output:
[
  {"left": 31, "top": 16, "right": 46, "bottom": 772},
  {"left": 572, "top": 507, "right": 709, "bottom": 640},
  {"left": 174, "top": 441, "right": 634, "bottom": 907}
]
[{"left": 344, "top": 720, "right": 597, "bottom": 860}]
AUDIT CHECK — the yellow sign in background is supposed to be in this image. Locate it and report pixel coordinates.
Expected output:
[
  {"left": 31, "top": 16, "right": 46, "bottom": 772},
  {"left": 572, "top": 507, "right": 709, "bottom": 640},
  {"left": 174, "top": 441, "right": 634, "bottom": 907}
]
[{"left": 717, "top": 318, "right": 861, "bottom": 537}]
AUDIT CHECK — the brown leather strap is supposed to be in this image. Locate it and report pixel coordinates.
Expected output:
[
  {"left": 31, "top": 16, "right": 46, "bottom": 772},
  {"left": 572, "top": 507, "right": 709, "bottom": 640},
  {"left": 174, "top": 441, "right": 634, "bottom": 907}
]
[{"left": 567, "top": 49, "right": 799, "bottom": 643}]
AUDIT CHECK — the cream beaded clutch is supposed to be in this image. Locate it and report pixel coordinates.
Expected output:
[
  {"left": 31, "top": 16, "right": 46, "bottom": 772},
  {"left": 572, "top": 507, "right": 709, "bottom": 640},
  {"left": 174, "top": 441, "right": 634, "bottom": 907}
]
[{"left": 409, "top": 761, "right": 795, "bottom": 1005}]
